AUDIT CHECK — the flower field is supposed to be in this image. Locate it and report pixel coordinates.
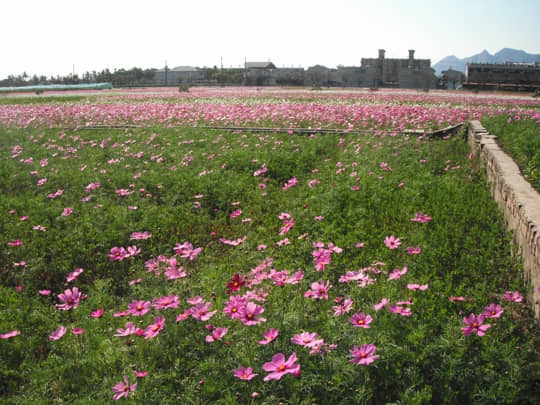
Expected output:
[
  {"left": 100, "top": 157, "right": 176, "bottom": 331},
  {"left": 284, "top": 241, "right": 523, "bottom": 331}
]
[{"left": 0, "top": 88, "right": 539, "bottom": 404}]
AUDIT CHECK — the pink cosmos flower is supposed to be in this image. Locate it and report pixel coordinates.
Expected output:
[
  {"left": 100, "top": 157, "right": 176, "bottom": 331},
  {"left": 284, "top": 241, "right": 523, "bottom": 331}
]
[
  {"left": 384, "top": 235, "right": 401, "bottom": 249},
  {"left": 56, "top": 287, "right": 83, "bottom": 311},
  {"left": 263, "top": 352, "right": 300, "bottom": 381},
  {"left": 72, "top": 328, "right": 84, "bottom": 335},
  {"left": 0, "top": 330, "right": 20, "bottom": 339},
  {"left": 39, "top": 290, "right": 51, "bottom": 296},
  {"left": 127, "top": 300, "right": 151, "bottom": 316},
  {"left": 233, "top": 366, "right": 258, "bottom": 380},
  {"left": 114, "top": 322, "right": 138, "bottom": 337},
  {"left": 175, "top": 310, "right": 191, "bottom": 322},
  {"left": 238, "top": 301, "right": 266, "bottom": 326},
  {"left": 7, "top": 239, "right": 22, "bottom": 247},
  {"left": 407, "top": 283, "right": 429, "bottom": 291},
  {"left": 308, "top": 179, "right": 320, "bottom": 188},
  {"left": 291, "top": 332, "right": 322, "bottom": 348},
  {"left": 126, "top": 246, "right": 141, "bottom": 257},
  {"left": 406, "top": 246, "right": 421, "bottom": 255},
  {"left": 91, "top": 308, "right": 104, "bottom": 318},
  {"left": 482, "top": 303, "right": 504, "bottom": 319},
  {"left": 388, "top": 305, "right": 412, "bottom": 317},
  {"left": 374, "top": 298, "right": 390, "bottom": 311},
  {"left": 276, "top": 238, "right": 290, "bottom": 246},
  {"left": 349, "top": 312, "right": 373, "bottom": 328},
  {"left": 258, "top": 328, "right": 279, "bottom": 345},
  {"left": 282, "top": 177, "right": 297, "bottom": 190},
  {"left": 66, "top": 268, "right": 83, "bottom": 282},
  {"left": 152, "top": 295, "right": 180, "bottom": 310},
  {"left": 134, "top": 370, "right": 148, "bottom": 378},
  {"left": 109, "top": 246, "right": 128, "bottom": 262},
  {"left": 388, "top": 267, "right": 408, "bottom": 280},
  {"left": 130, "top": 231, "right": 152, "bottom": 240},
  {"left": 112, "top": 376, "right": 137, "bottom": 400},
  {"left": 230, "top": 209, "right": 242, "bottom": 218},
  {"left": 223, "top": 295, "right": 247, "bottom": 320},
  {"left": 449, "top": 296, "right": 466, "bottom": 302},
  {"left": 190, "top": 302, "right": 217, "bottom": 321},
  {"left": 349, "top": 344, "right": 380, "bottom": 365},
  {"left": 461, "top": 313, "right": 491, "bottom": 336},
  {"left": 502, "top": 291, "right": 523, "bottom": 302},
  {"left": 205, "top": 327, "right": 228, "bottom": 343},
  {"left": 304, "top": 280, "right": 332, "bottom": 301},
  {"left": 49, "top": 326, "right": 67, "bottom": 341},
  {"left": 411, "top": 212, "right": 432, "bottom": 223},
  {"left": 143, "top": 316, "right": 165, "bottom": 339},
  {"left": 333, "top": 298, "right": 354, "bottom": 316},
  {"left": 61, "top": 207, "right": 73, "bottom": 217}
]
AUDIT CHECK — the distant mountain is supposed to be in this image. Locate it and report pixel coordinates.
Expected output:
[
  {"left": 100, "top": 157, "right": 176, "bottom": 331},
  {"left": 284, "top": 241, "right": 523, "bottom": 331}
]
[{"left": 433, "top": 48, "right": 540, "bottom": 75}]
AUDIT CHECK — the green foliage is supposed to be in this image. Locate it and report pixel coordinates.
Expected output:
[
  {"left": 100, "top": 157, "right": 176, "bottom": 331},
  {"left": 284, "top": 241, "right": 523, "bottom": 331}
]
[
  {"left": 0, "top": 124, "right": 538, "bottom": 403},
  {"left": 482, "top": 115, "right": 540, "bottom": 191}
]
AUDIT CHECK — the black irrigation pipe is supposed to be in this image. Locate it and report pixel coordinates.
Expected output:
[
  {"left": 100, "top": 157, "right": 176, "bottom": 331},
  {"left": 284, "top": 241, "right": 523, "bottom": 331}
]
[{"left": 64, "top": 122, "right": 464, "bottom": 138}]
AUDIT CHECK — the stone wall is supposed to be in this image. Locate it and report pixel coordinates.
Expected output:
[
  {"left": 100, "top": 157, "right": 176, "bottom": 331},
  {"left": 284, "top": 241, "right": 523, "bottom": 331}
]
[{"left": 468, "top": 121, "right": 540, "bottom": 319}]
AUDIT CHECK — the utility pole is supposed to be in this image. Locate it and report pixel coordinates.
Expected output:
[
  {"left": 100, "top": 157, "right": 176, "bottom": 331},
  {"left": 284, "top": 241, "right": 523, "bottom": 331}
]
[{"left": 165, "top": 60, "right": 168, "bottom": 86}]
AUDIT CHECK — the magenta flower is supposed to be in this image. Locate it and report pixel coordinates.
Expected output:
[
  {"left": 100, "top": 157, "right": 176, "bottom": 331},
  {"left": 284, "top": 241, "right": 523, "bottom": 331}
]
[
  {"left": 304, "top": 280, "right": 332, "bottom": 301},
  {"left": 127, "top": 300, "right": 151, "bottom": 316},
  {"left": 502, "top": 291, "right": 523, "bottom": 302},
  {"left": 49, "top": 326, "right": 67, "bottom": 341},
  {"left": 114, "top": 322, "right": 137, "bottom": 337},
  {"left": 109, "top": 246, "right": 128, "bottom": 262},
  {"left": 388, "top": 267, "right": 408, "bottom": 280},
  {"left": 143, "top": 316, "right": 165, "bottom": 339},
  {"left": 66, "top": 268, "right": 83, "bottom": 282},
  {"left": 91, "top": 308, "right": 104, "bottom": 318},
  {"left": 388, "top": 305, "right": 412, "bottom": 317},
  {"left": 190, "top": 302, "right": 217, "bottom": 321},
  {"left": 238, "top": 301, "right": 266, "bottom": 326},
  {"left": 72, "top": 328, "right": 84, "bottom": 335},
  {"left": 333, "top": 298, "right": 354, "bottom": 316},
  {"left": 411, "top": 212, "right": 432, "bottom": 223},
  {"left": 482, "top": 303, "right": 504, "bottom": 318},
  {"left": 349, "top": 312, "right": 373, "bottom": 328},
  {"left": 112, "top": 376, "right": 137, "bottom": 400},
  {"left": 461, "top": 313, "right": 491, "bottom": 336},
  {"left": 61, "top": 207, "right": 73, "bottom": 217},
  {"left": 205, "top": 327, "right": 228, "bottom": 343},
  {"left": 134, "top": 370, "right": 148, "bottom": 378},
  {"left": 349, "top": 344, "right": 380, "bottom": 365},
  {"left": 152, "top": 294, "right": 180, "bottom": 310},
  {"left": 373, "top": 298, "right": 390, "bottom": 311},
  {"left": 7, "top": 239, "right": 22, "bottom": 247},
  {"left": 263, "top": 352, "right": 301, "bottom": 381},
  {"left": 130, "top": 231, "right": 152, "bottom": 240},
  {"left": 0, "top": 330, "right": 20, "bottom": 339},
  {"left": 39, "top": 289, "right": 51, "bottom": 296},
  {"left": 406, "top": 246, "right": 421, "bottom": 255},
  {"left": 233, "top": 366, "right": 258, "bottom": 381},
  {"left": 407, "top": 283, "right": 428, "bottom": 291},
  {"left": 56, "top": 287, "right": 83, "bottom": 311},
  {"left": 291, "top": 331, "right": 322, "bottom": 348},
  {"left": 384, "top": 235, "right": 401, "bottom": 249},
  {"left": 223, "top": 295, "right": 247, "bottom": 320},
  {"left": 258, "top": 328, "right": 279, "bottom": 345}
]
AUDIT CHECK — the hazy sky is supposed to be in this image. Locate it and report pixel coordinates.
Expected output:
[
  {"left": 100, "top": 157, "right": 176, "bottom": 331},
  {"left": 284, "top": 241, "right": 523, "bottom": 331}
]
[{"left": 2, "top": 0, "right": 539, "bottom": 79}]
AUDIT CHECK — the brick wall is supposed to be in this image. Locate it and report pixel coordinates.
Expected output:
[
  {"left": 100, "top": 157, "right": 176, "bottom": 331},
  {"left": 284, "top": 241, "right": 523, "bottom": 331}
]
[{"left": 468, "top": 121, "right": 540, "bottom": 319}]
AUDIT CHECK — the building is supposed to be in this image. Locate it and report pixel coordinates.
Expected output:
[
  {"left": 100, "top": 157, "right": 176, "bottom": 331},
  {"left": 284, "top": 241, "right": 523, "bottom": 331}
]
[
  {"left": 154, "top": 66, "right": 205, "bottom": 85},
  {"left": 359, "top": 49, "right": 437, "bottom": 88},
  {"left": 151, "top": 49, "right": 438, "bottom": 89},
  {"left": 464, "top": 62, "right": 540, "bottom": 90},
  {"left": 440, "top": 69, "right": 465, "bottom": 89}
]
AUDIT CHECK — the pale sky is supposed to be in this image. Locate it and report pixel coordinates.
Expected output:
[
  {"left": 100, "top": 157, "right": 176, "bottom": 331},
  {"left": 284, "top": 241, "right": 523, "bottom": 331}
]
[{"left": 2, "top": 0, "right": 539, "bottom": 79}]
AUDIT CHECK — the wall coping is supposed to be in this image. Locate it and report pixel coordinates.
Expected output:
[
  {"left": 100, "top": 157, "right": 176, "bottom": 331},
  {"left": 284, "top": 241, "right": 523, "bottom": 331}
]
[{"left": 468, "top": 120, "right": 540, "bottom": 319}]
